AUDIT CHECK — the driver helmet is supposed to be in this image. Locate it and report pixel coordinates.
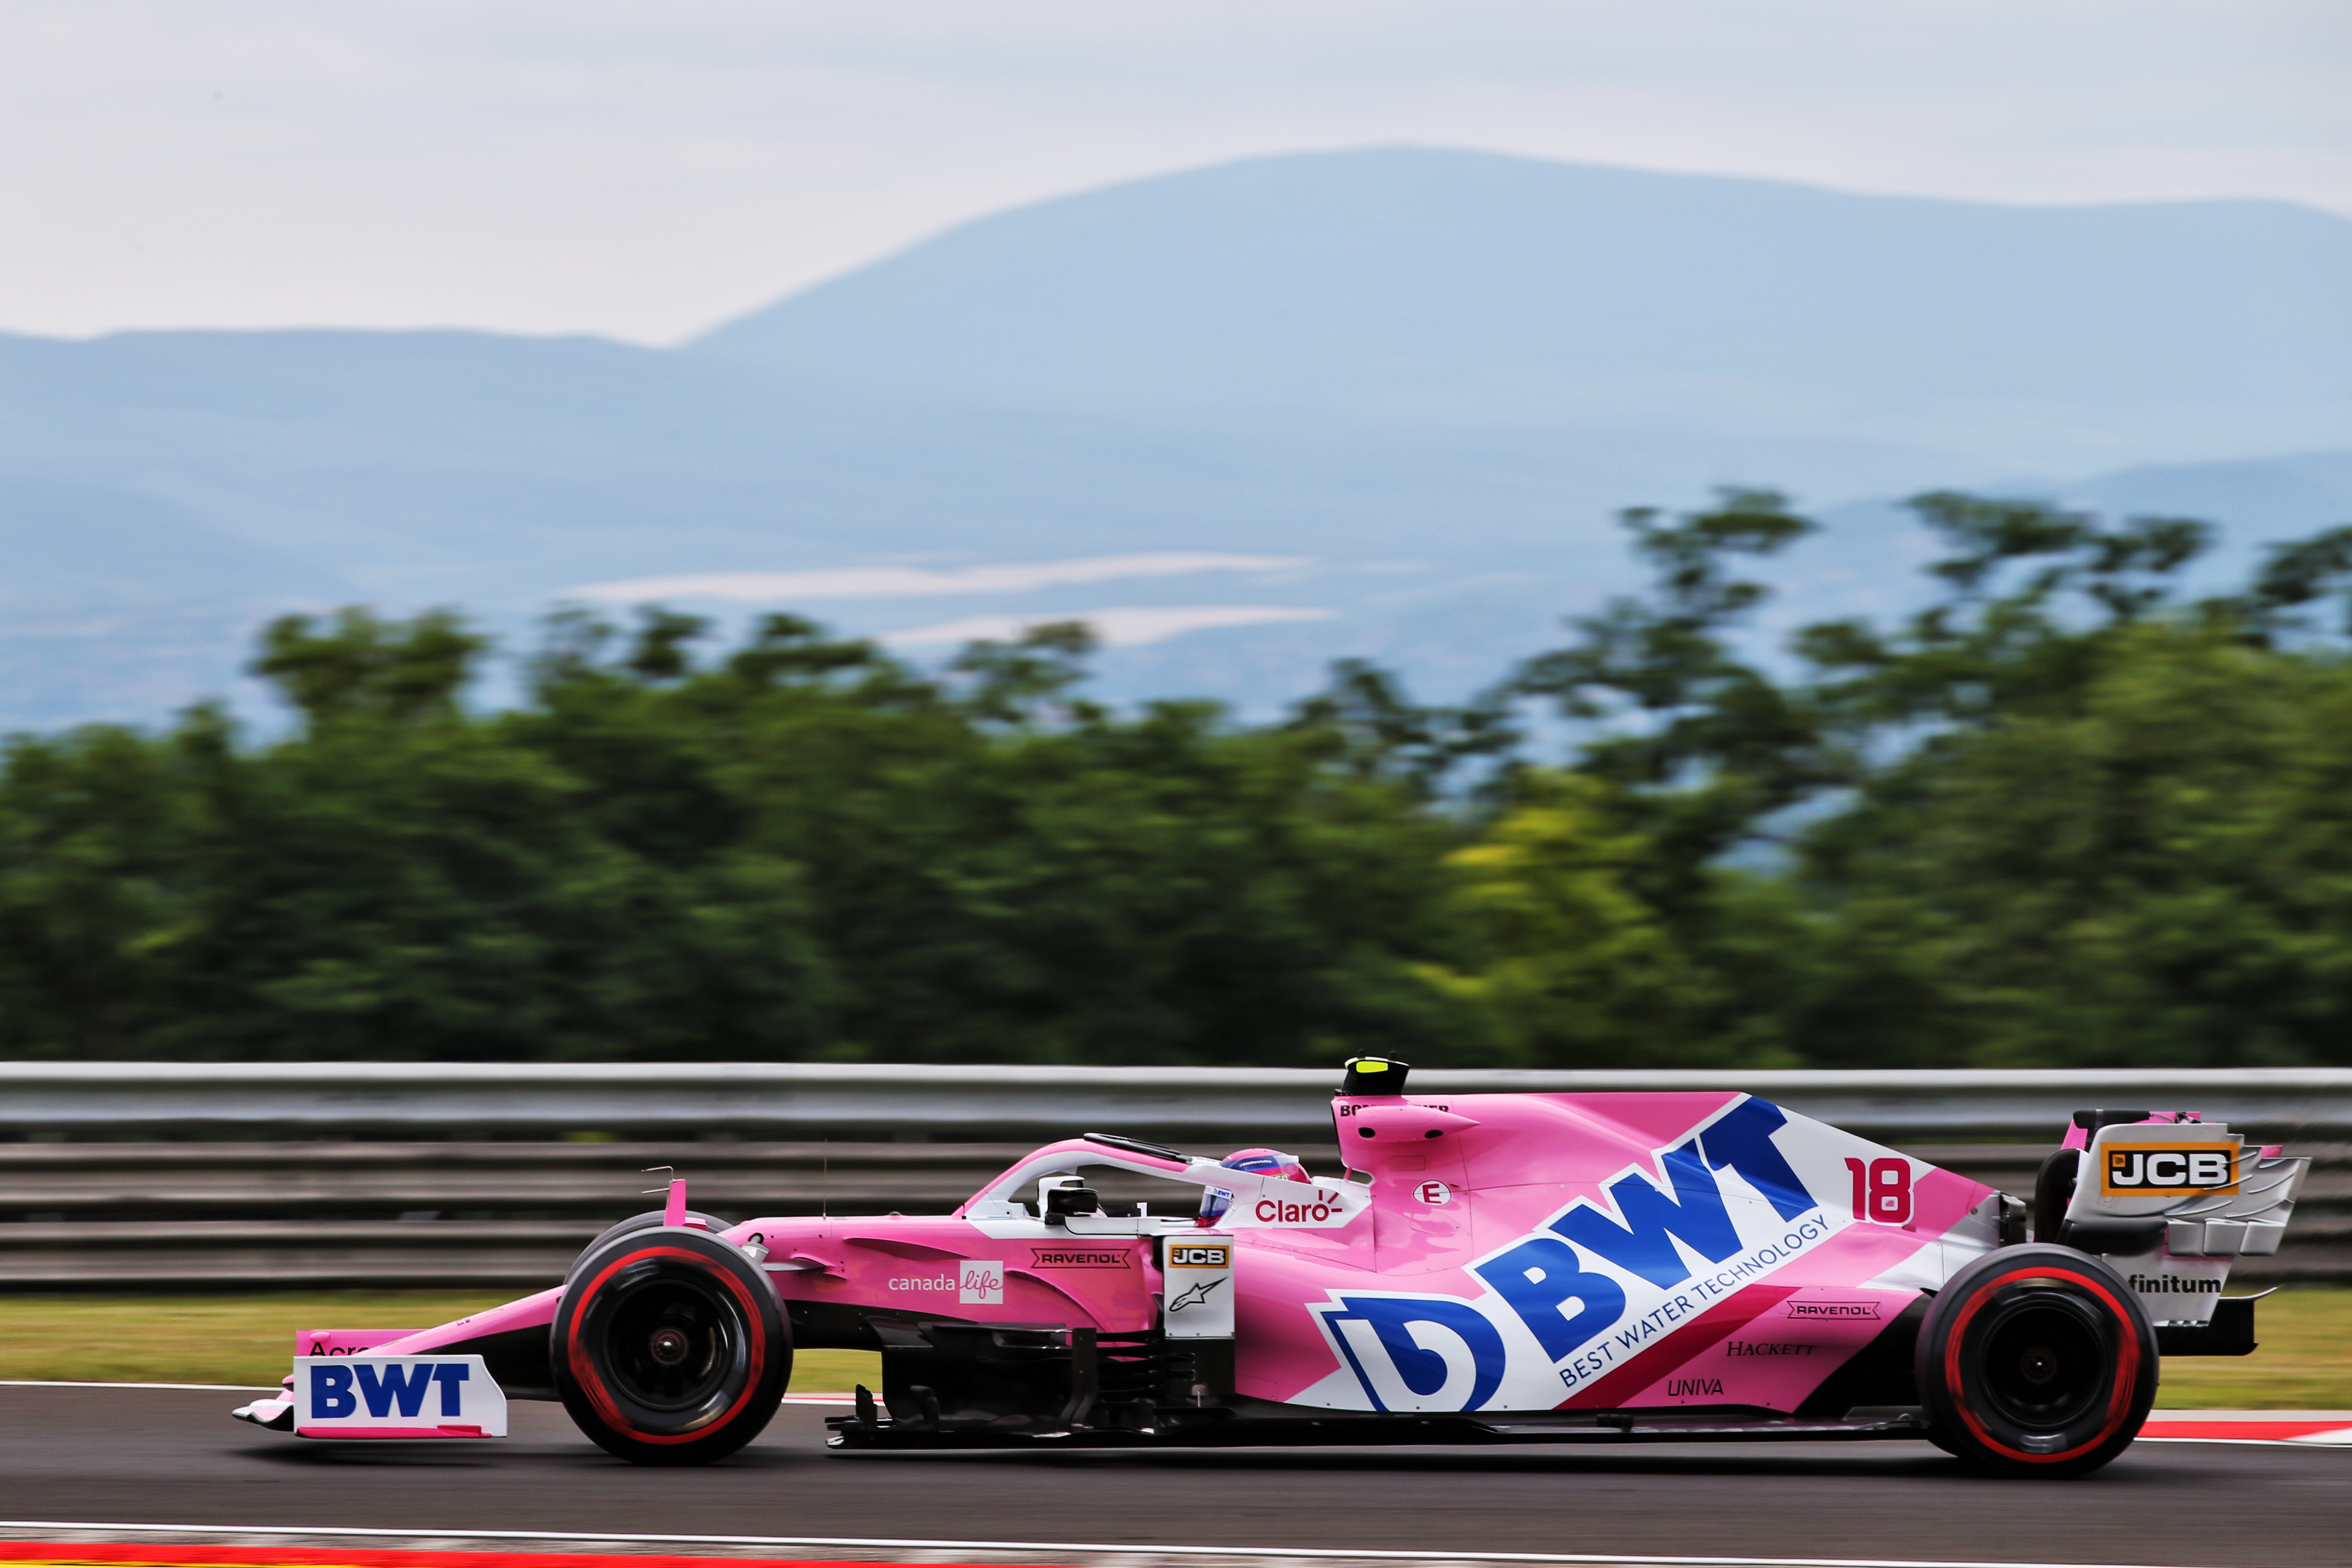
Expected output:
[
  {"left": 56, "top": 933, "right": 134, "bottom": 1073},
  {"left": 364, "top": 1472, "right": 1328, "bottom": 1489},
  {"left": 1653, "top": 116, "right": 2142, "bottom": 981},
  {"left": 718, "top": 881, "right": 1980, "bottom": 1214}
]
[{"left": 1199, "top": 1147, "right": 1311, "bottom": 1220}]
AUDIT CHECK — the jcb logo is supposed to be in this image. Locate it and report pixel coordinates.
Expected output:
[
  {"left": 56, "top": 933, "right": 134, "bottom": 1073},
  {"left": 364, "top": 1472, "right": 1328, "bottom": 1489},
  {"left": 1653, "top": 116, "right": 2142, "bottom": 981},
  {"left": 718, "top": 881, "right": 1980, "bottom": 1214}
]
[
  {"left": 2102, "top": 1143, "right": 2237, "bottom": 1197},
  {"left": 1169, "top": 1244, "right": 1230, "bottom": 1267}
]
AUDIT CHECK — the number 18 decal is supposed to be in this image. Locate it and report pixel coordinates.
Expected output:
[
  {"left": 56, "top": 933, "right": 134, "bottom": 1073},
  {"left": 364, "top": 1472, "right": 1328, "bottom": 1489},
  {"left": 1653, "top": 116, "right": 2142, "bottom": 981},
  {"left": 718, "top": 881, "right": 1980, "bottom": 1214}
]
[{"left": 1845, "top": 1157, "right": 1913, "bottom": 1225}]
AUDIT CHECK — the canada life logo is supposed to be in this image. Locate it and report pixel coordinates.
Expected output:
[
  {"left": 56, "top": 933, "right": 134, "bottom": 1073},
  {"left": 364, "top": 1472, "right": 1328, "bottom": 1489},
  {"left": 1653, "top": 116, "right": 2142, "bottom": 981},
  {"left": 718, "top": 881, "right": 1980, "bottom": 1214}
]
[
  {"left": 960, "top": 1261, "right": 1004, "bottom": 1304},
  {"left": 1312, "top": 1098, "right": 1837, "bottom": 1414},
  {"left": 886, "top": 1261, "right": 1004, "bottom": 1304}
]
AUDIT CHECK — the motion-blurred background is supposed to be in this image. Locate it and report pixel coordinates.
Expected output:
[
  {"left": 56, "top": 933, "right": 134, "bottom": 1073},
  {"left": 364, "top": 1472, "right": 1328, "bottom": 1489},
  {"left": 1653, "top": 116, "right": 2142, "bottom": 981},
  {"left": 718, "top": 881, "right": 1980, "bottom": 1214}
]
[{"left": 0, "top": 5, "right": 2348, "bottom": 1367}]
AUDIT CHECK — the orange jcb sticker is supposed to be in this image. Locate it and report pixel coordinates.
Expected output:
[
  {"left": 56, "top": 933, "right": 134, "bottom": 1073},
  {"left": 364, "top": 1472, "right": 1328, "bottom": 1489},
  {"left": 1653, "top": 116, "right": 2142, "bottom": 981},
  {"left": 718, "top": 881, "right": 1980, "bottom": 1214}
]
[{"left": 2100, "top": 1142, "right": 2238, "bottom": 1197}]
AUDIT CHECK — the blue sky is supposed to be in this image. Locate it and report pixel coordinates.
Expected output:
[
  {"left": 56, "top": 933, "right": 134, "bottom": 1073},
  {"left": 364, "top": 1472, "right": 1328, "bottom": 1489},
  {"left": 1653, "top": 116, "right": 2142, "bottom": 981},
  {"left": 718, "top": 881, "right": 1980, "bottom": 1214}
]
[{"left": 1, "top": 1, "right": 2343, "bottom": 342}]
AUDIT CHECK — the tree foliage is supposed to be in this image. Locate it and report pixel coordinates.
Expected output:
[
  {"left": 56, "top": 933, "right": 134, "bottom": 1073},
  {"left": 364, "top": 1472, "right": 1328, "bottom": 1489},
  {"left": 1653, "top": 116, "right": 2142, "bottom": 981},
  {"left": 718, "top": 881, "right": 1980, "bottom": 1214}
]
[
  {"left": 7, "top": 489, "right": 2352, "bottom": 1068},
  {"left": 1451, "top": 489, "right": 2352, "bottom": 1068},
  {"left": 0, "top": 610, "right": 1472, "bottom": 1063}
]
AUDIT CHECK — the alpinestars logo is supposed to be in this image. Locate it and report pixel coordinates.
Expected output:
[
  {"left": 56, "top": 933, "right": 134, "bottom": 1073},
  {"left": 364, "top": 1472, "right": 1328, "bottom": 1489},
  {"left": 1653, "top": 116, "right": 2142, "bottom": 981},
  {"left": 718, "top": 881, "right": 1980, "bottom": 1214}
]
[{"left": 1168, "top": 1276, "right": 1227, "bottom": 1313}]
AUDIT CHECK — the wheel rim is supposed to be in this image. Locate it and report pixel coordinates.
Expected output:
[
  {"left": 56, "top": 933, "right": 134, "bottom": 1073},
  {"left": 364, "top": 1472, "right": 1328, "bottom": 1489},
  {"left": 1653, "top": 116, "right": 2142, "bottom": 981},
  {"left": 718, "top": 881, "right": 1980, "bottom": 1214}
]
[
  {"left": 593, "top": 1267, "right": 749, "bottom": 1418},
  {"left": 1976, "top": 1292, "right": 2106, "bottom": 1430}
]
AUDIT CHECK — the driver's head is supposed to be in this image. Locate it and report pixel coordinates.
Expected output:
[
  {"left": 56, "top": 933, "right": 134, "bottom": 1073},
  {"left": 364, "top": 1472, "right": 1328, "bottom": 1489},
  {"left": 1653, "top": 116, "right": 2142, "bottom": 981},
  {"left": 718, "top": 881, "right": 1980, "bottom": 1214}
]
[
  {"left": 1198, "top": 1147, "right": 1311, "bottom": 1219},
  {"left": 1223, "top": 1147, "right": 1311, "bottom": 1182}
]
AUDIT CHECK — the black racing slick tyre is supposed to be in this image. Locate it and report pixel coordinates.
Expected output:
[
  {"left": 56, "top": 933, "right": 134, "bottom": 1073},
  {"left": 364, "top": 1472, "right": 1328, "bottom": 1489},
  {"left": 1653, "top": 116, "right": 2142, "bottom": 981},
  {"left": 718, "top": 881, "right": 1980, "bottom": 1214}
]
[
  {"left": 565, "top": 1210, "right": 732, "bottom": 1284},
  {"left": 1916, "top": 1243, "right": 2156, "bottom": 1479},
  {"left": 552, "top": 1226, "right": 789, "bottom": 1465}
]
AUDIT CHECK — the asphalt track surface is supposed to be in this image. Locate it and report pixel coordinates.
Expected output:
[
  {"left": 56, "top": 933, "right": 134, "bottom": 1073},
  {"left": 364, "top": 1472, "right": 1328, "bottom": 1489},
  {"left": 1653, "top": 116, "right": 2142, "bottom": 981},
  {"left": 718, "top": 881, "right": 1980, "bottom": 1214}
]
[{"left": 3, "top": 1387, "right": 2347, "bottom": 1568}]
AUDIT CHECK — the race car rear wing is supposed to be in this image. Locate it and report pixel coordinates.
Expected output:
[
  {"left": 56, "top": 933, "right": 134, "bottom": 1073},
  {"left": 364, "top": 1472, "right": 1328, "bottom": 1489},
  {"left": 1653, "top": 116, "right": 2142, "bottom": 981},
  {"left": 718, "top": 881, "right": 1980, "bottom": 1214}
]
[{"left": 2039, "top": 1108, "right": 2308, "bottom": 1354}]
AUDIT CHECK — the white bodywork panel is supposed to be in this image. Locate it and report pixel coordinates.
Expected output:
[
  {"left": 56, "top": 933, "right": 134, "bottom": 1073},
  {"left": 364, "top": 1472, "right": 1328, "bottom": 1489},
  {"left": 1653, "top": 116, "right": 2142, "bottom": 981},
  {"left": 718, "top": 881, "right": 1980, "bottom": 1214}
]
[{"left": 2064, "top": 1121, "right": 2309, "bottom": 1323}]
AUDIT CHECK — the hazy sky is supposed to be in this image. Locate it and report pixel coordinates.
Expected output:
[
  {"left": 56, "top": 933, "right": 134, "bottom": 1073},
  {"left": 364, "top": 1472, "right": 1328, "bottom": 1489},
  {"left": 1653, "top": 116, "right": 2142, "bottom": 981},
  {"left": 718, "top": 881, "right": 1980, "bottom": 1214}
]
[{"left": 3, "top": 1, "right": 2343, "bottom": 343}]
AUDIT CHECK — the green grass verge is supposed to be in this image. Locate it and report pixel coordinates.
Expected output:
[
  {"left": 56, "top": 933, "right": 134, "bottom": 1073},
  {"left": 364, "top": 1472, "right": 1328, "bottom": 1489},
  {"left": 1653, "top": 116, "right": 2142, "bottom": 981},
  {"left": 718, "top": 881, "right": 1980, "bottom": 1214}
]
[
  {"left": 2, "top": 1287, "right": 2338, "bottom": 1408},
  {"left": 0, "top": 1292, "right": 878, "bottom": 1392},
  {"left": 2154, "top": 1287, "right": 2352, "bottom": 1409}
]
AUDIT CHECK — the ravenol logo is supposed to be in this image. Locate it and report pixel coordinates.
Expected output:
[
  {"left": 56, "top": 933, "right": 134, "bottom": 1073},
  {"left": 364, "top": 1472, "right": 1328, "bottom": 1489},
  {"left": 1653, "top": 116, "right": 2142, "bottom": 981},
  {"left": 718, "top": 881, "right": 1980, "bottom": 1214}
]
[
  {"left": 1313, "top": 1098, "right": 1837, "bottom": 1414},
  {"left": 294, "top": 1354, "right": 506, "bottom": 1436}
]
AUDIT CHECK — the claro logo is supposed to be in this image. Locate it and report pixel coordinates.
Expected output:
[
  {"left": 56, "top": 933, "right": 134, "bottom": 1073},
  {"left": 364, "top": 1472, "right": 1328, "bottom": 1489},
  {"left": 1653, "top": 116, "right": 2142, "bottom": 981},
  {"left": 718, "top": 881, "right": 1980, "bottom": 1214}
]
[{"left": 1254, "top": 1190, "right": 1342, "bottom": 1224}]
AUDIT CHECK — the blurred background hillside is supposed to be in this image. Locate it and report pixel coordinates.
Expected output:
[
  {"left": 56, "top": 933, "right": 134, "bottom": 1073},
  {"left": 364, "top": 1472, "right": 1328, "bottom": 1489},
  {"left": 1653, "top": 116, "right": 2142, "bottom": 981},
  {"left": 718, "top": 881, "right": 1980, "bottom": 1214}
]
[
  {"left": 3, "top": 7, "right": 2348, "bottom": 1073},
  {"left": 3, "top": 147, "right": 2348, "bottom": 729}
]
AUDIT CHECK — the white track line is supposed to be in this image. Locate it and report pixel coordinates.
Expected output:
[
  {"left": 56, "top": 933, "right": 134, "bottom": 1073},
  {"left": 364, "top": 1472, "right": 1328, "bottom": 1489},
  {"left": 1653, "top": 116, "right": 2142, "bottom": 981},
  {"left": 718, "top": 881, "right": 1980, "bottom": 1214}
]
[
  {"left": 2141, "top": 1434, "right": 2352, "bottom": 1447},
  {"left": 0, "top": 1523, "right": 2215, "bottom": 1568}
]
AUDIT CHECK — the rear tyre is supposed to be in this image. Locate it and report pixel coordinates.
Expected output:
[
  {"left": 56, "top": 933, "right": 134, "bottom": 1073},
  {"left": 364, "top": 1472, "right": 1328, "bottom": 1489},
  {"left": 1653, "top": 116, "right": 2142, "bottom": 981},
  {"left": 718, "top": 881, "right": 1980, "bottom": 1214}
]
[
  {"left": 552, "top": 1226, "right": 789, "bottom": 1465},
  {"left": 1916, "top": 1243, "right": 2156, "bottom": 1479}
]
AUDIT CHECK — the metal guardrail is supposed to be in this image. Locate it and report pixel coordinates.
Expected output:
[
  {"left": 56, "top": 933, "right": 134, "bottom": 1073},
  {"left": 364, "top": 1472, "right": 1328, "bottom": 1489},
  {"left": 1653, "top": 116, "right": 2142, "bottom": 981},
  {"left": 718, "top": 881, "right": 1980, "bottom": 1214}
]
[
  {"left": 0, "top": 1137, "right": 2345, "bottom": 1290},
  {"left": 6, "top": 1062, "right": 2352, "bottom": 1140},
  {"left": 0, "top": 1141, "right": 1025, "bottom": 1289},
  {"left": 0, "top": 1139, "right": 1006, "bottom": 1216},
  {"left": 3, "top": 1066, "right": 2349, "bottom": 1287}
]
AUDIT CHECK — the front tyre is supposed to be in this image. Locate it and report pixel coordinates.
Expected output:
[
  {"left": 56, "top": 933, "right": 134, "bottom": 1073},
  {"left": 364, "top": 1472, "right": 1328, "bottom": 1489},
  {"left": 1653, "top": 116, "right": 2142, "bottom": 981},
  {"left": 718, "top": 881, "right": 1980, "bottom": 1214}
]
[
  {"left": 1916, "top": 1243, "right": 2156, "bottom": 1479},
  {"left": 565, "top": 1209, "right": 732, "bottom": 1284},
  {"left": 552, "top": 1226, "right": 789, "bottom": 1465}
]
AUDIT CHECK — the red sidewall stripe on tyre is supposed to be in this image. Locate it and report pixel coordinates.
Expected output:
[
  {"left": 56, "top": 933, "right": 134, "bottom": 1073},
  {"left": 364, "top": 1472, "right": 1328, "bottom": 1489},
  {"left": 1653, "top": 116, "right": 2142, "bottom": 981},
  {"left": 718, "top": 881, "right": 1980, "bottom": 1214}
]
[
  {"left": 566, "top": 1245, "right": 770, "bottom": 1446},
  {"left": 1941, "top": 1266, "right": 2141, "bottom": 1465}
]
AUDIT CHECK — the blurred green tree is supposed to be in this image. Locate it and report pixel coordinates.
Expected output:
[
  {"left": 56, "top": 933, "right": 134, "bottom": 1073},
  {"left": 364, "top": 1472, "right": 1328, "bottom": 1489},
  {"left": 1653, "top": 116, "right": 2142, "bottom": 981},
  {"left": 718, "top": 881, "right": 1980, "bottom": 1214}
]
[{"left": 8, "top": 493, "right": 2352, "bottom": 1069}]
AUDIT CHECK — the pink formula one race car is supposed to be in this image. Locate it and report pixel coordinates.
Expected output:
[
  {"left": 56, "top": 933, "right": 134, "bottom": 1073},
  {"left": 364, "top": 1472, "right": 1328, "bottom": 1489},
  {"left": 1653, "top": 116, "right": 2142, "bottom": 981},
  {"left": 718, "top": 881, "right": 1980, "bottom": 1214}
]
[{"left": 232, "top": 1058, "right": 2306, "bottom": 1478}]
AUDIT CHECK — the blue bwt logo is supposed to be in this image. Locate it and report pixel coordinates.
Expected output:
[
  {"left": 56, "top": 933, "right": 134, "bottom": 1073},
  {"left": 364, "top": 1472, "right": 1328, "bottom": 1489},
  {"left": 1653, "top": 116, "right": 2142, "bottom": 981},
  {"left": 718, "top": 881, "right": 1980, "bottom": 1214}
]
[
  {"left": 309, "top": 1361, "right": 471, "bottom": 1419},
  {"left": 1313, "top": 1097, "right": 1831, "bottom": 1413},
  {"left": 291, "top": 1352, "right": 507, "bottom": 1438},
  {"left": 1321, "top": 1294, "right": 1506, "bottom": 1412}
]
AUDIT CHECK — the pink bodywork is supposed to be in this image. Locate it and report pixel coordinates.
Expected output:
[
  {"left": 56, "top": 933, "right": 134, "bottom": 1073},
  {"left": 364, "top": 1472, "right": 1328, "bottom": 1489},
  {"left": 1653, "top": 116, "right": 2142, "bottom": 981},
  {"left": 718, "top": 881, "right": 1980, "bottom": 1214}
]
[
  {"left": 350, "top": 1092, "right": 2001, "bottom": 1418},
  {"left": 1226, "top": 1091, "right": 1995, "bottom": 1411}
]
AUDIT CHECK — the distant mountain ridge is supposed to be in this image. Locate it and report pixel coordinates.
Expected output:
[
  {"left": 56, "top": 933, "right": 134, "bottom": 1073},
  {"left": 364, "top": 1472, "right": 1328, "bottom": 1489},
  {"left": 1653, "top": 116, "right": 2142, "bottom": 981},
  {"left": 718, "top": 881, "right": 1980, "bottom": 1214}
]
[
  {"left": 696, "top": 148, "right": 2352, "bottom": 468},
  {"left": 1, "top": 147, "right": 2347, "bottom": 728}
]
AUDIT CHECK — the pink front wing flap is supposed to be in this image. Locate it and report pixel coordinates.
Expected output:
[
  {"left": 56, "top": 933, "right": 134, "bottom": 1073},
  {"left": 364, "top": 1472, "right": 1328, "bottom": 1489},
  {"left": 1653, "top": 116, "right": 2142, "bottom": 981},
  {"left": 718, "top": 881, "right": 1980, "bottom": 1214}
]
[
  {"left": 368, "top": 1288, "right": 561, "bottom": 1357},
  {"left": 294, "top": 1328, "right": 421, "bottom": 1357}
]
